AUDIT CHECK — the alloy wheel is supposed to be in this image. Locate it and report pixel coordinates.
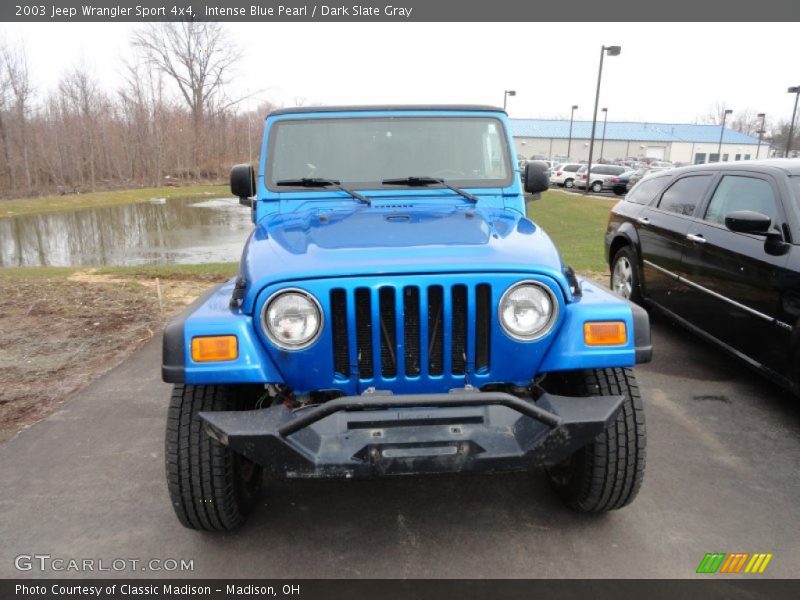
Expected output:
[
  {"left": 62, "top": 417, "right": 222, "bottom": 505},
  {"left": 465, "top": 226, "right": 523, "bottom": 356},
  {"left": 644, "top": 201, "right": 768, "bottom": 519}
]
[{"left": 612, "top": 256, "right": 633, "bottom": 298}]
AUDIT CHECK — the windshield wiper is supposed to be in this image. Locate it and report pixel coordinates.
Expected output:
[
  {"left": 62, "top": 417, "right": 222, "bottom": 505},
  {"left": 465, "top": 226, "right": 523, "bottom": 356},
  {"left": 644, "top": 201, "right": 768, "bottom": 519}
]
[
  {"left": 381, "top": 176, "right": 478, "bottom": 203},
  {"left": 275, "top": 178, "right": 371, "bottom": 205}
]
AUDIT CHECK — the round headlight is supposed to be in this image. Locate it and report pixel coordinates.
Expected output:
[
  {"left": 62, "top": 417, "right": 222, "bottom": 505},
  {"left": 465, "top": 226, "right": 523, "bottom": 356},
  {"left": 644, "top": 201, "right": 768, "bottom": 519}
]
[
  {"left": 499, "top": 282, "right": 557, "bottom": 340},
  {"left": 262, "top": 289, "right": 323, "bottom": 350}
]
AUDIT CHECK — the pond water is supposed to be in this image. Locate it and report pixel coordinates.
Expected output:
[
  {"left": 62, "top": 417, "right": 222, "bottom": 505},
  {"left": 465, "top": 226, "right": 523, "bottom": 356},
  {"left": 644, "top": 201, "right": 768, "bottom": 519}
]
[{"left": 0, "top": 197, "right": 254, "bottom": 267}]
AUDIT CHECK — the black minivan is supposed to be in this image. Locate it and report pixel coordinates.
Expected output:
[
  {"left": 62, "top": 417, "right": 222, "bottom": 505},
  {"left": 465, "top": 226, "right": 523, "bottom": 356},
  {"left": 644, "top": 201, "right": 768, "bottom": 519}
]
[{"left": 604, "top": 159, "right": 800, "bottom": 392}]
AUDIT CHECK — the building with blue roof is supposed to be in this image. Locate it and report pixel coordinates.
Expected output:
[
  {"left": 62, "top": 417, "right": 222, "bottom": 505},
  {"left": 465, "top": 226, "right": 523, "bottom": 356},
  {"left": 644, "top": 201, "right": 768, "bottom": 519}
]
[{"left": 510, "top": 119, "right": 770, "bottom": 164}]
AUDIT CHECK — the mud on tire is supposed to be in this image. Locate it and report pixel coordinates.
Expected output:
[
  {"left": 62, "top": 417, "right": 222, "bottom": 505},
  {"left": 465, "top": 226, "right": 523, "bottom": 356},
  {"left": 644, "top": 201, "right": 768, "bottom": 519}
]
[
  {"left": 544, "top": 367, "right": 646, "bottom": 512},
  {"left": 165, "top": 384, "right": 263, "bottom": 531}
]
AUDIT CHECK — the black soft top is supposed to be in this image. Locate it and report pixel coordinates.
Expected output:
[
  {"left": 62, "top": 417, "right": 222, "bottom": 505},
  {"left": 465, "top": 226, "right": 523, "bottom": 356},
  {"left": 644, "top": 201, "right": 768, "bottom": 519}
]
[{"left": 267, "top": 105, "right": 505, "bottom": 117}]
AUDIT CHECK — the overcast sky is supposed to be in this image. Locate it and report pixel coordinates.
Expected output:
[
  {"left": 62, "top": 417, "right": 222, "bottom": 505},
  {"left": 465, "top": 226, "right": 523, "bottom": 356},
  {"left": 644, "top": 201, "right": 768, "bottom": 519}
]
[{"left": 1, "top": 21, "right": 798, "bottom": 126}]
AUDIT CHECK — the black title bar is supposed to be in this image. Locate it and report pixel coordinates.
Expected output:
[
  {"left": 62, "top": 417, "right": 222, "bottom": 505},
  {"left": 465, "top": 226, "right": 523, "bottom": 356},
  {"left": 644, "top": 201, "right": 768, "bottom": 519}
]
[
  {"left": 4, "top": 579, "right": 800, "bottom": 600},
  {"left": 2, "top": 0, "right": 800, "bottom": 22}
]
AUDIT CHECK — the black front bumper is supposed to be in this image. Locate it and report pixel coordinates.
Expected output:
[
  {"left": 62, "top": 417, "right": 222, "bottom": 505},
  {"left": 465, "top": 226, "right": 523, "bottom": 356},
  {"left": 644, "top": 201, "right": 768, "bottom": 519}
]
[{"left": 200, "top": 389, "right": 624, "bottom": 478}]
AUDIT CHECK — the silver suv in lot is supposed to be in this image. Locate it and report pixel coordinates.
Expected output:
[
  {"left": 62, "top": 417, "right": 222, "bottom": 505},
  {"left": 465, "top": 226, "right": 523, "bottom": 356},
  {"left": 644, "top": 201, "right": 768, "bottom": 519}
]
[
  {"left": 550, "top": 163, "right": 583, "bottom": 188},
  {"left": 575, "top": 164, "right": 628, "bottom": 193}
]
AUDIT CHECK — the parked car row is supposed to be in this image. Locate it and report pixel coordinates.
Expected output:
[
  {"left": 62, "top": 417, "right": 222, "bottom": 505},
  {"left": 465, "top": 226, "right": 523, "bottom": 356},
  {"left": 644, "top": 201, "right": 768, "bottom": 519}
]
[
  {"left": 532, "top": 157, "right": 676, "bottom": 195},
  {"left": 574, "top": 164, "right": 628, "bottom": 193},
  {"left": 605, "top": 159, "right": 800, "bottom": 393}
]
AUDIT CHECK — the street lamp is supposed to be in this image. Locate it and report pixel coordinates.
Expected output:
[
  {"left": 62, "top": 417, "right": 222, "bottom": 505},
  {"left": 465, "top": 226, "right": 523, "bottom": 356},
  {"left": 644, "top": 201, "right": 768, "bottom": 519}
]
[
  {"left": 567, "top": 104, "right": 578, "bottom": 159},
  {"left": 503, "top": 90, "right": 516, "bottom": 111},
  {"left": 600, "top": 108, "right": 608, "bottom": 162},
  {"left": 585, "top": 45, "right": 621, "bottom": 195},
  {"left": 787, "top": 86, "right": 800, "bottom": 158},
  {"left": 756, "top": 113, "right": 766, "bottom": 159},
  {"left": 717, "top": 108, "right": 733, "bottom": 162}
]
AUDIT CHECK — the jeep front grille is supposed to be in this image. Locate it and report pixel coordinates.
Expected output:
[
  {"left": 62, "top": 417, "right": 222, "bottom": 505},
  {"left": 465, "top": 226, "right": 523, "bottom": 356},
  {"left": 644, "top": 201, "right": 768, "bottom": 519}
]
[{"left": 330, "top": 283, "right": 491, "bottom": 381}]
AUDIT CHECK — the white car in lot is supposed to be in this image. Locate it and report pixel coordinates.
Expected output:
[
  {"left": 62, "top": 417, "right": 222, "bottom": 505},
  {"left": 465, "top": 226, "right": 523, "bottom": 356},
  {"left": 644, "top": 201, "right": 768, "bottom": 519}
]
[
  {"left": 574, "top": 164, "right": 627, "bottom": 193},
  {"left": 549, "top": 163, "right": 583, "bottom": 188}
]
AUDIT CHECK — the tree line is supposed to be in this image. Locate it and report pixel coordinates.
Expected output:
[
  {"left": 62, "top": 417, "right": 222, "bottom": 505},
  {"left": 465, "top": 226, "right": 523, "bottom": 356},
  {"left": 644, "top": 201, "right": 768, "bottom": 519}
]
[
  {"left": 1, "top": 25, "right": 797, "bottom": 200},
  {"left": 0, "top": 23, "right": 273, "bottom": 199},
  {"left": 700, "top": 101, "right": 795, "bottom": 154}
]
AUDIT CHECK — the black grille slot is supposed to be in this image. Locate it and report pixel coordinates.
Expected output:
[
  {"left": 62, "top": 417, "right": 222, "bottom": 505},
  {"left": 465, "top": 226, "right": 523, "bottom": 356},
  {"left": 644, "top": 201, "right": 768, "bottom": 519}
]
[
  {"left": 330, "top": 289, "right": 349, "bottom": 378},
  {"left": 451, "top": 285, "right": 467, "bottom": 375},
  {"left": 404, "top": 287, "right": 420, "bottom": 376},
  {"left": 379, "top": 287, "right": 397, "bottom": 378},
  {"left": 475, "top": 284, "right": 491, "bottom": 372},
  {"left": 355, "top": 288, "right": 373, "bottom": 379},
  {"left": 427, "top": 286, "right": 444, "bottom": 376}
]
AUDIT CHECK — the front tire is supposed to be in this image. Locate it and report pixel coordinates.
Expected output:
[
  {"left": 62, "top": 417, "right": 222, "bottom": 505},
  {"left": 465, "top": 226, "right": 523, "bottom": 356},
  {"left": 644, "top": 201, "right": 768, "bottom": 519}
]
[
  {"left": 564, "top": 178, "right": 575, "bottom": 189},
  {"left": 165, "top": 384, "right": 263, "bottom": 531},
  {"left": 610, "top": 246, "right": 643, "bottom": 304},
  {"left": 544, "top": 368, "right": 646, "bottom": 512}
]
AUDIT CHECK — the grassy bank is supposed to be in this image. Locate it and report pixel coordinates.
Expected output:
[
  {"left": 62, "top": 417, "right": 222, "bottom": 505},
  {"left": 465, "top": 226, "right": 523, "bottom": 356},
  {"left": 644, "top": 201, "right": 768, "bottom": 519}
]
[
  {"left": 0, "top": 184, "right": 228, "bottom": 218},
  {"left": 527, "top": 189, "right": 616, "bottom": 272},
  {"left": 0, "top": 264, "right": 236, "bottom": 443}
]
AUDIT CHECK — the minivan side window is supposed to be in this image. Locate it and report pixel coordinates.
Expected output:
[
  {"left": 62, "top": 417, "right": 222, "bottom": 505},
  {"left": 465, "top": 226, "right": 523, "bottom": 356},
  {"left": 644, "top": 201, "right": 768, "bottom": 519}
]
[
  {"left": 625, "top": 176, "right": 670, "bottom": 205},
  {"left": 704, "top": 175, "right": 779, "bottom": 226},
  {"left": 657, "top": 174, "right": 714, "bottom": 216}
]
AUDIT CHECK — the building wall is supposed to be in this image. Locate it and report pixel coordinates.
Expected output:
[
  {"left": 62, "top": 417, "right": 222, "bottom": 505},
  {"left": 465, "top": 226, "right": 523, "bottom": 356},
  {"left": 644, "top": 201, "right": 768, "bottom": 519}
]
[
  {"left": 514, "top": 136, "right": 767, "bottom": 164},
  {"left": 515, "top": 137, "right": 633, "bottom": 162}
]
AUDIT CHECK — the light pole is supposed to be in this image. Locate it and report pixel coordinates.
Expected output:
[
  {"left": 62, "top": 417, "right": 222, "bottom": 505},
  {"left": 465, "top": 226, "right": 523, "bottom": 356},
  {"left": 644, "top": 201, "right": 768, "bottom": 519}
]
[
  {"left": 567, "top": 104, "right": 578, "bottom": 160},
  {"left": 503, "top": 90, "right": 516, "bottom": 111},
  {"left": 717, "top": 108, "right": 733, "bottom": 162},
  {"left": 756, "top": 112, "right": 766, "bottom": 159},
  {"left": 600, "top": 107, "right": 608, "bottom": 162},
  {"left": 585, "top": 45, "right": 621, "bottom": 195},
  {"left": 787, "top": 86, "right": 800, "bottom": 158}
]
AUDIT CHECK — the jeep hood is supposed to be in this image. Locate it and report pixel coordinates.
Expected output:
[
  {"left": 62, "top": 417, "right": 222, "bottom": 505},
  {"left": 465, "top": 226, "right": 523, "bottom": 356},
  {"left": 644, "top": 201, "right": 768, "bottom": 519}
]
[{"left": 239, "top": 204, "right": 565, "bottom": 313}]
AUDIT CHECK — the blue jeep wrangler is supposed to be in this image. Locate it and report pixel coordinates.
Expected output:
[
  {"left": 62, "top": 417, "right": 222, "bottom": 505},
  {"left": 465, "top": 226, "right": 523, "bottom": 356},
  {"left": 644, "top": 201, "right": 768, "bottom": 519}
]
[{"left": 162, "top": 105, "right": 651, "bottom": 531}]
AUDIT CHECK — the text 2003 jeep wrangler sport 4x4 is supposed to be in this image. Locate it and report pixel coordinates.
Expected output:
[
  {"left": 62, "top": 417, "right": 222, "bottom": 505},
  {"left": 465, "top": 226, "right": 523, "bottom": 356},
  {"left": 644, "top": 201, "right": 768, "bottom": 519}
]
[{"left": 162, "top": 105, "right": 651, "bottom": 531}]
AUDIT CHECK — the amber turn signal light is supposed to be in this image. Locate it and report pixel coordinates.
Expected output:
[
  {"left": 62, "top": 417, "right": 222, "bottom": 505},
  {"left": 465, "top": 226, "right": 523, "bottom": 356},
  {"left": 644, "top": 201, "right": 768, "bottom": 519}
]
[
  {"left": 583, "top": 322, "right": 627, "bottom": 346},
  {"left": 191, "top": 336, "right": 238, "bottom": 362}
]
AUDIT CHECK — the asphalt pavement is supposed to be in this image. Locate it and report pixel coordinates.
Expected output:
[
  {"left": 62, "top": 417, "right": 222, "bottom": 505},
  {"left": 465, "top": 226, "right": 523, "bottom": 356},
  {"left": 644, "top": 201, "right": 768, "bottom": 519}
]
[{"left": 1, "top": 313, "right": 799, "bottom": 579}]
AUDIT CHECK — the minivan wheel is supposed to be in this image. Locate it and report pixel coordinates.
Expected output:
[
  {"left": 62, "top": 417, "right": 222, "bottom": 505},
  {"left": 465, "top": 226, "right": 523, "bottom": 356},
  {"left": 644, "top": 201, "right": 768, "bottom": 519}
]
[
  {"left": 564, "top": 178, "right": 575, "bottom": 188},
  {"left": 610, "top": 246, "right": 643, "bottom": 304},
  {"left": 591, "top": 181, "right": 603, "bottom": 193}
]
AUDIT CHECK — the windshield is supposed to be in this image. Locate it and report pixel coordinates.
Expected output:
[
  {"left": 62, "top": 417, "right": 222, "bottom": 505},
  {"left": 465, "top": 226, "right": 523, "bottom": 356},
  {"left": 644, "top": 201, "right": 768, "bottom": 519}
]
[
  {"left": 266, "top": 116, "right": 512, "bottom": 190},
  {"left": 791, "top": 176, "right": 800, "bottom": 203}
]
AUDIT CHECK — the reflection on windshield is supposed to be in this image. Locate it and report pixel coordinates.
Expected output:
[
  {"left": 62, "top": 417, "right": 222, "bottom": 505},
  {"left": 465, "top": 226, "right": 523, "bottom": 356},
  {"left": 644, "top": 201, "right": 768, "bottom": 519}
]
[{"left": 267, "top": 117, "right": 512, "bottom": 189}]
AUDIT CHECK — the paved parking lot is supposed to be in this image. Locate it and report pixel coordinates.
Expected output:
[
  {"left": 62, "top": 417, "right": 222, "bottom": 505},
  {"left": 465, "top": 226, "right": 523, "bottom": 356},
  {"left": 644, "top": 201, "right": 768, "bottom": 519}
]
[{"left": 1, "top": 313, "right": 799, "bottom": 578}]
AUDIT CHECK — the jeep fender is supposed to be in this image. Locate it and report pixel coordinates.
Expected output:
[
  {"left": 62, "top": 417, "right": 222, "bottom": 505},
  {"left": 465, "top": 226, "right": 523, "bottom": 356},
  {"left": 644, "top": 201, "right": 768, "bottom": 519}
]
[
  {"left": 539, "top": 278, "right": 652, "bottom": 372},
  {"left": 162, "top": 279, "right": 283, "bottom": 385}
]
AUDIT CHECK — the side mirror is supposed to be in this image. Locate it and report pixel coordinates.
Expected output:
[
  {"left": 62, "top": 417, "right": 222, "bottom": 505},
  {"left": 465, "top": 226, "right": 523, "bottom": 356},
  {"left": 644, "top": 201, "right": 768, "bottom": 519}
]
[
  {"left": 231, "top": 164, "right": 256, "bottom": 207},
  {"left": 724, "top": 210, "right": 771, "bottom": 235},
  {"left": 524, "top": 160, "right": 550, "bottom": 195}
]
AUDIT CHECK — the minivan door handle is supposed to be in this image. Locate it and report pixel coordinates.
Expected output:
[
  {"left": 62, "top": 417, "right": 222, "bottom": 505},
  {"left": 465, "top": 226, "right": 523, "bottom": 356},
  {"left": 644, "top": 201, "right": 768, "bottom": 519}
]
[
  {"left": 637, "top": 217, "right": 650, "bottom": 226},
  {"left": 686, "top": 233, "right": 706, "bottom": 244}
]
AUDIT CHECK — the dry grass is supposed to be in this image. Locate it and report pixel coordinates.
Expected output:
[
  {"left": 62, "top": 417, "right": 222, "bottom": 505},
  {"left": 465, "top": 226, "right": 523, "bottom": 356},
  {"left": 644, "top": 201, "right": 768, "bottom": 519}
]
[{"left": 0, "top": 266, "right": 233, "bottom": 443}]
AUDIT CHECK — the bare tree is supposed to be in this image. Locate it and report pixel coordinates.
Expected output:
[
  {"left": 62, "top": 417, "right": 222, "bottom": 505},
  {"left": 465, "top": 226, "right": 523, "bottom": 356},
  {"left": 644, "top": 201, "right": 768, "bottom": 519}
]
[
  {"left": 119, "top": 60, "right": 167, "bottom": 185},
  {"left": 59, "top": 66, "right": 104, "bottom": 192},
  {"left": 2, "top": 42, "right": 33, "bottom": 193},
  {"left": 131, "top": 22, "right": 241, "bottom": 176},
  {"left": 0, "top": 27, "right": 272, "bottom": 199},
  {"left": 730, "top": 108, "right": 761, "bottom": 137},
  {"left": 0, "top": 40, "right": 14, "bottom": 192},
  {"left": 700, "top": 101, "right": 730, "bottom": 125}
]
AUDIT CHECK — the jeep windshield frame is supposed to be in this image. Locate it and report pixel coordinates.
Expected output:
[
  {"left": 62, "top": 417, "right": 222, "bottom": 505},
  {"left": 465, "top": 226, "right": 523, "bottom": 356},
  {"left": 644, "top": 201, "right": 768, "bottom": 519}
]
[{"left": 264, "top": 116, "right": 514, "bottom": 193}]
